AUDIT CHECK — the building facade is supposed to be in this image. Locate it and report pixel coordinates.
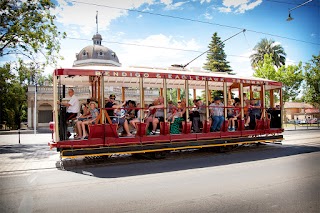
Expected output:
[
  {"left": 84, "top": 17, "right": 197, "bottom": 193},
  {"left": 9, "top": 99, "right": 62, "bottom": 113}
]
[{"left": 27, "top": 33, "right": 158, "bottom": 128}]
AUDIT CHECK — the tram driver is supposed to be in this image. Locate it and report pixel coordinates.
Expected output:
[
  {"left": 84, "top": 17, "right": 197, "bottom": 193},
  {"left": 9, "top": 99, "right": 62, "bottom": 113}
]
[{"left": 57, "top": 88, "right": 80, "bottom": 122}]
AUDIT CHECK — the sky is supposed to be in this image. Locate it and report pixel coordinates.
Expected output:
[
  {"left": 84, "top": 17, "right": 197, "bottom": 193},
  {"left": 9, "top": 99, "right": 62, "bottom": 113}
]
[{"left": 5, "top": 0, "right": 320, "bottom": 77}]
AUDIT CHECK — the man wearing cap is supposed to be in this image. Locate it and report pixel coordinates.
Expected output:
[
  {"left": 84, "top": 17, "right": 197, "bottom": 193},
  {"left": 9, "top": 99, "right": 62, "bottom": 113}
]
[
  {"left": 209, "top": 96, "right": 225, "bottom": 132},
  {"left": 105, "top": 94, "right": 116, "bottom": 123}
]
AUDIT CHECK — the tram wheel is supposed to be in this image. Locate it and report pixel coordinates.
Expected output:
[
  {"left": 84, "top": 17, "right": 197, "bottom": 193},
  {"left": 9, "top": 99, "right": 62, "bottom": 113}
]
[{"left": 152, "top": 151, "right": 168, "bottom": 159}]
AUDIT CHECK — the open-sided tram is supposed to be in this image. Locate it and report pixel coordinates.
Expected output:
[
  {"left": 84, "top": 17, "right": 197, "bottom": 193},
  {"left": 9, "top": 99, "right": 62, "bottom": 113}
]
[{"left": 49, "top": 66, "right": 284, "bottom": 160}]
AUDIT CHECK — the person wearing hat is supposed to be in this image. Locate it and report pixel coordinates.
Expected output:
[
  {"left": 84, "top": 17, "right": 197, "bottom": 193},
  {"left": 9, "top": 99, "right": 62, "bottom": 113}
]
[
  {"left": 77, "top": 101, "right": 99, "bottom": 139},
  {"left": 105, "top": 94, "right": 116, "bottom": 123},
  {"left": 209, "top": 96, "right": 225, "bottom": 132}
]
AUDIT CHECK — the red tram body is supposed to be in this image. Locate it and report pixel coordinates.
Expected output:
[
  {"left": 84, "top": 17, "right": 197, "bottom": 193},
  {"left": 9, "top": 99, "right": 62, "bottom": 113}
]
[{"left": 49, "top": 66, "right": 284, "bottom": 159}]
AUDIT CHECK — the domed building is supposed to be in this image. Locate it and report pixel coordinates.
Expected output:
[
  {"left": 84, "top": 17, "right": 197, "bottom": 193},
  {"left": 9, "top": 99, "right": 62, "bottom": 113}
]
[
  {"left": 73, "top": 33, "right": 121, "bottom": 67},
  {"left": 26, "top": 32, "right": 158, "bottom": 130}
]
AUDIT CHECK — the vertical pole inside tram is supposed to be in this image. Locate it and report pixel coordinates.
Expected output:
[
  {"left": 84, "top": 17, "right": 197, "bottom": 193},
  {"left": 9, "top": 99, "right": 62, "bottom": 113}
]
[
  {"left": 240, "top": 83, "right": 244, "bottom": 123},
  {"left": 280, "top": 87, "right": 284, "bottom": 129},
  {"left": 261, "top": 84, "right": 266, "bottom": 119},
  {"left": 53, "top": 75, "right": 59, "bottom": 141},
  {"left": 205, "top": 81, "right": 209, "bottom": 121},
  {"left": 163, "top": 78, "right": 167, "bottom": 121},
  {"left": 223, "top": 82, "right": 227, "bottom": 121},
  {"left": 100, "top": 74, "right": 105, "bottom": 124},
  {"left": 185, "top": 80, "right": 189, "bottom": 122},
  {"left": 139, "top": 77, "right": 144, "bottom": 121}
]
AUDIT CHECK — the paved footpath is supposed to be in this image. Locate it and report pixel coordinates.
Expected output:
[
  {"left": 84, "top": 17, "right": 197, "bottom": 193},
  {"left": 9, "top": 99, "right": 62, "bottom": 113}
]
[{"left": 0, "top": 134, "right": 59, "bottom": 174}]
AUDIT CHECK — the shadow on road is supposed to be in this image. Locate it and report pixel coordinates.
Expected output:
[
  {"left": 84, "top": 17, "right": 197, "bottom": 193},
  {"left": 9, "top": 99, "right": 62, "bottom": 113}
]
[
  {"left": 64, "top": 144, "right": 320, "bottom": 178},
  {"left": 0, "top": 144, "right": 57, "bottom": 160}
]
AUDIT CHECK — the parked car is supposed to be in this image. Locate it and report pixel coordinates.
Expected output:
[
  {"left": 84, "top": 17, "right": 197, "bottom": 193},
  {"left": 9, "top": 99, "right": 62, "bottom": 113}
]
[{"left": 308, "top": 118, "right": 317, "bottom": 124}]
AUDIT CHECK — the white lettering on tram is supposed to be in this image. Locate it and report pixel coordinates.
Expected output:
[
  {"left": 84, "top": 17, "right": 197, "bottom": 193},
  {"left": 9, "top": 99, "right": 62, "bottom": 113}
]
[
  {"left": 105, "top": 72, "right": 110, "bottom": 76},
  {"left": 122, "top": 72, "right": 127, "bottom": 77},
  {"left": 201, "top": 76, "right": 206, "bottom": 81},
  {"left": 143, "top": 73, "right": 149, "bottom": 78},
  {"left": 175, "top": 75, "right": 180, "bottom": 79},
  {"left": 113, "top": 72, "right": 119, "bottom": 77},
  {"left": 135, "top": 73, "right": 141, "bottom": 77},
  {"left": 156, "top": 73, "right": 161, "bottom": 78},
  {"left": 168, "top": 74, "right": 172, "bottom": 79},
  {"left": 181, "top": 75, "right": 187, "bottom": 80}
]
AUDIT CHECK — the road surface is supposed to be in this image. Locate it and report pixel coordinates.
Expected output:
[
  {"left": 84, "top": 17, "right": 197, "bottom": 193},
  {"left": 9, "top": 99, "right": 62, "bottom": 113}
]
[{"left": 0, "top": 130, "right": 319, "bottom": 212}]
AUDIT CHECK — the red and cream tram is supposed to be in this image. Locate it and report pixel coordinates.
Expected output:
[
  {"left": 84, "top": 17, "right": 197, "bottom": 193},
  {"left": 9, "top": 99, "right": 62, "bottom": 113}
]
[{"left": 49, "top": 66, "right": 284, "bottom": 159}]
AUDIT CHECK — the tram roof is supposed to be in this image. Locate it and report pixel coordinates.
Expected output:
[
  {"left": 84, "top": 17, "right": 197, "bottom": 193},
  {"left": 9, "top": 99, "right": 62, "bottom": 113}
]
[{"left": 55, "top": 66, "right": 282, "bottom": 90}]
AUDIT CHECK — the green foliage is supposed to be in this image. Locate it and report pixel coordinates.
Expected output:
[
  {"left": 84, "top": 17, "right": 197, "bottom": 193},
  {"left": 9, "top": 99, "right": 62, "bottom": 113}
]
[
  {"left": 253, "top": 54, "right": 303, "bottom": 103},
  {"left": 0, "top": 61, "right": 50, "bottom": 129},
  {"left": 0, "top": 0, "right": 66, "bottom": 65},
  {"left": 250, "top": 38, "right": 286, "bottom": 68},
  {"left": 303, "top": 54, "right": 320, "bottom": 108},
  {"left": 203, "top": 32, "right": 232, "bottom": 73},
  {"left": 0, "top": 63, "right": 27, "bottom": 128}
]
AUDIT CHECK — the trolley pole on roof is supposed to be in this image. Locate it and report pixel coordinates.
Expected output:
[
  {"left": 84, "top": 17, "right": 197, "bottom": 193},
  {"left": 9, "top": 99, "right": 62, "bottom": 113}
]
[{"left": 171, "top": 29, "right": 246, "bottom": 69}]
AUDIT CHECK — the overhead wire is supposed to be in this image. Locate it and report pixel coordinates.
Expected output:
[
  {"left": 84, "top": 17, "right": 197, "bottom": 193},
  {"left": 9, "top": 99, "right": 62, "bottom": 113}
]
[{"left": 71, "top": 0, "right": 320, "bottom": 46}]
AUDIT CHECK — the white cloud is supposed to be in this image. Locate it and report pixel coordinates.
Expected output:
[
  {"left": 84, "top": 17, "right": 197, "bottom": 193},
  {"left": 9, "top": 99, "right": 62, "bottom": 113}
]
[
  {"left": 160, "top": 0, "right": 173, "bottom": 4},
  {"left": 218, "top": 7, "right": 231, "bottom": 13},
  {"left": 137, "top": 14, "right": 143, "bottom": 18},
  {"left": 203, "top": 12, "right": 213, "bottom": 20},
  {"left": 53, "top": 0, "right": 155, "bottom": 36},
  {"left": 164, "top": 1, "right": 188, "bottom": 10},
  {"left": 218, "top": 0, "right": 262, "bottom": 14},
  {"left": 116, "top": 34, "right": 202, "bottom": 67},
  {"left": 200, "top": 0, "right": 212, "bottom": 3}
]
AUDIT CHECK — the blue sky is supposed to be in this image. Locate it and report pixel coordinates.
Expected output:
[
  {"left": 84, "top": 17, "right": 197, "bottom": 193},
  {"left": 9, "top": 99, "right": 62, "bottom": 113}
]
[{"left": 21, "top": 0, "right": 320, "bottom": 76}]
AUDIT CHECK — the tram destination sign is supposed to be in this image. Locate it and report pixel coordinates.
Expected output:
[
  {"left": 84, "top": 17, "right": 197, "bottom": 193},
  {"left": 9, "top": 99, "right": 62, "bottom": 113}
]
[{"left": 55, "top": 68, "right": 282, "bottom": 86}]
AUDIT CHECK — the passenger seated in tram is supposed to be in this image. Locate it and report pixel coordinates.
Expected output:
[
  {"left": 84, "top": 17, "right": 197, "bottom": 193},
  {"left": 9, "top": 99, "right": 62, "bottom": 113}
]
[
  {"left": 74, "top": 103, "right": 90, "bottom": 138},
  {"left": 244, "top": 99, "right": 261, "bottom": 129},
  {"left": 111, "top": 101, "right": 133, "bottom": 137},
  {"left": 105, "top": 94, "right": 117, "bottom": 123},
  {"left": 76, "top": 101, "right": 99, "bottom": 140},
  {"left": 146, "top": 96, "right": 165, "bottom": 135},
  {"left": 145, "top": 98, "right": 158, "bottom": 132},
  {"left": 126, "top": 100, "right": 137, "bottom": 123},
  {"left": 129, "top": 103, "right": 141, "bottom": 132},
  {"left": 227, "top": 100, "right": 241, "bottom": 131},
  {"left": 167, "top": 106, "right": 183, "bottom": 134},
  {"left": 178, "top": 99, "right": 187, "bottom": 121},
  {"left": 190, "top": 99, "right": 206, "bottom": 133},
  {"left": 167, "top": 100, "right": 174, "bottom": 118},
  {"left": 209, "top": 96, "right": 224, "bottom": 132}
]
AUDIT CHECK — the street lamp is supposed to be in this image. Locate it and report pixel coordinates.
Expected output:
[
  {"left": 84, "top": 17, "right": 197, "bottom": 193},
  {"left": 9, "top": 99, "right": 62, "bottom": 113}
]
[
  {"left": 286, "top": 13, "right": 293, "bottom": 21},
  {"left": 287, "top": 0, "right": 313, "bottom": 21}
]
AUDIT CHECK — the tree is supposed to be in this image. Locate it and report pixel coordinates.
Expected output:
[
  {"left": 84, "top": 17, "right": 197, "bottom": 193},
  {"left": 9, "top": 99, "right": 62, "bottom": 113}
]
[
  {"left": 303, "top": 54, "right": 320, "bottom": 108},
  {"left": 203, "top": 32, "right": 232, "bottom": 73},
  {"left": 253, "top": 54, "right": 304, "bottom": 103},
  {"left": 0, "top": 0, "right": 66, "bottom": 65},
  {"left": 250, "top": 38, "right": 286, "bottom": 68},
  {"left": 0, "top": 63, "right": 27, "bottom": 128}
]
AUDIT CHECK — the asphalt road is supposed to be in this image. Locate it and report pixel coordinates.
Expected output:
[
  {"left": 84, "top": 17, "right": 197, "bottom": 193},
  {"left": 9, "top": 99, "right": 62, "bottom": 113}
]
[{"left": 0, "top": 130, "right": 319, "bottom": 213}]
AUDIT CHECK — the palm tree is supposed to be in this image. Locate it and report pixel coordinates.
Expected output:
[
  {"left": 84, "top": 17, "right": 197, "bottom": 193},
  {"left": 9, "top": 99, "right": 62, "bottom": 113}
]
[{"left": 250, "top": 38, "right": 286, "bottom": 68}]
